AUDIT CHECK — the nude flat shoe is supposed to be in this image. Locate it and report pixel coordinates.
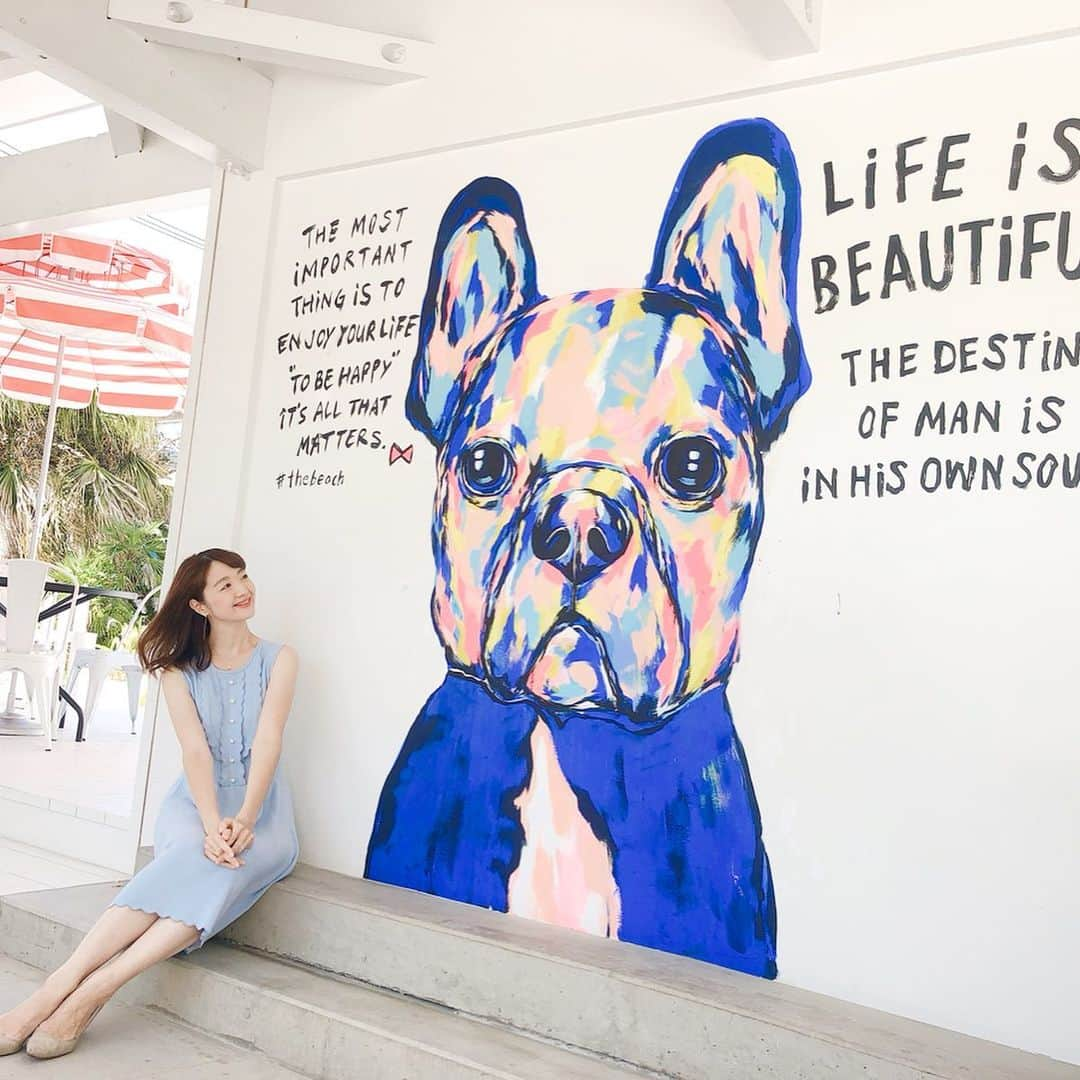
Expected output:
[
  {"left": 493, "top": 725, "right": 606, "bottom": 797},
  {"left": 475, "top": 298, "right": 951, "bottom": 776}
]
[
  {"left": 25, "top": 1004, "right": 103, "bottom": 1060},
  {"left": 0, "top": 1031, "right": 28, "bottom": 1056}
]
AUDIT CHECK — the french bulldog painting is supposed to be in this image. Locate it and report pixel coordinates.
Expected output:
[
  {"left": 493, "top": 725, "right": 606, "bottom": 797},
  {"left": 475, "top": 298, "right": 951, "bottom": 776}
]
[{"left": 367, "top": 118, "right": 809, "bottom": 978}]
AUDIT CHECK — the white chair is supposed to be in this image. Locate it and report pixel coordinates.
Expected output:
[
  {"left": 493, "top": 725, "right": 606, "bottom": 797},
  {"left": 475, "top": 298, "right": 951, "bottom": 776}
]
[
  {"left": 62, "top": 584, "right": 159, "bottom": 738},
  {"left": 0, "top": 559, "right": 81, "bottom": 751}
]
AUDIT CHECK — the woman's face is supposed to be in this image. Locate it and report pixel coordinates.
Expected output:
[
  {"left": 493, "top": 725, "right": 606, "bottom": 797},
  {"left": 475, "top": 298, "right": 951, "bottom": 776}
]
[{"left": 190, "top": 561, "right": 256, "bottom": 624}]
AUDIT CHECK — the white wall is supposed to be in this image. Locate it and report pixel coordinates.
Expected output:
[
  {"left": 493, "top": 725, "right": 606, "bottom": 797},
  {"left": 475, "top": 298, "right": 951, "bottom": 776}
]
[{"left": 143, "top": 2, "right": 1080, "bottom": 1064}]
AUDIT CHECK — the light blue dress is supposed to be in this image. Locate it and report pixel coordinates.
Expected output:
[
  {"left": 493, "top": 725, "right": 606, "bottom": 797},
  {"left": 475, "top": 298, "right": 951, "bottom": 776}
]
[{"left": 111, "top": 638, "right": 299, "bottom": 952}]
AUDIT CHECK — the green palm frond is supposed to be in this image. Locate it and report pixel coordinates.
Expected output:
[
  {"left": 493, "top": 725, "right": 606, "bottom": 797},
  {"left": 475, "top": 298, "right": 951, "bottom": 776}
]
[
  {"left": 0, "top": 390, "right": 175, "bottom": 645},
  {"left": 0, "top": 462, "right": 23, "bottom": 512},
  {"left": 114, "top": 451, "right": 170, "bottom": 508},
  {"left": 63, "top": 455, "right": 141, "bottom": 513}
]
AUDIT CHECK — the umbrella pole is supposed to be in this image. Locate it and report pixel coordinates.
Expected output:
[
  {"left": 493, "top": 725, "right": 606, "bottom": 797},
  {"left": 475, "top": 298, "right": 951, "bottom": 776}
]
[{"left": 28, "top": 335, "right": 66, "bottom": 560}]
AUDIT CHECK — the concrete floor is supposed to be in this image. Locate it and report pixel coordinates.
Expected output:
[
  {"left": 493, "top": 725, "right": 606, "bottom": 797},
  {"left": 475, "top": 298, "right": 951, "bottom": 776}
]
[
  {"left": 0, "top": 674, "right": 141, "bottom": 822},
  {"left": 0, "top": 955, "right": 305, "bottom": 1079}
]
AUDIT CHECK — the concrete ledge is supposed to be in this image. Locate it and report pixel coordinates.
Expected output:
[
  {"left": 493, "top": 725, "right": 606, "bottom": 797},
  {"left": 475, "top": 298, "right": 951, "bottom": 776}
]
[
  {"left": 0, "top": 884, "right": 644, "bottom": 1079},
  {"left": 219, "top": 863, "right": 1075, "bottom": 1080}
]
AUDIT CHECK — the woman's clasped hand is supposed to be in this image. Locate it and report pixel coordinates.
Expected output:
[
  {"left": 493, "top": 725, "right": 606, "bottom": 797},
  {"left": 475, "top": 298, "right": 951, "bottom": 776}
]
[
  {"left": 221, "top": 816, "right": 255, "bottom": 856},
  {"left": 202, "top": 817, "right": 254, "bottom": 869}
]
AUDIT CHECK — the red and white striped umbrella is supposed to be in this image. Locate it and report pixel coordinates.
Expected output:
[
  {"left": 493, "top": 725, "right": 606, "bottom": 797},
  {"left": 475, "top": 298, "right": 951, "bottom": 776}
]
[
  {"left": 0, "top": 232, "right": 192, "bottom": 414},
  {"left": 0, "top": 231, "right": 194, "bottom": 556}
]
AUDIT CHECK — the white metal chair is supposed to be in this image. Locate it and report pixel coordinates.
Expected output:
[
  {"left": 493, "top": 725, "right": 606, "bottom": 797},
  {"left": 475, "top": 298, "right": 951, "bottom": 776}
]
[
  {"left": 62, "top": 584, "right": 159, "bottom": 737},
  {"left": 0, "top": 559, "right": 81, "bottom": 751}
]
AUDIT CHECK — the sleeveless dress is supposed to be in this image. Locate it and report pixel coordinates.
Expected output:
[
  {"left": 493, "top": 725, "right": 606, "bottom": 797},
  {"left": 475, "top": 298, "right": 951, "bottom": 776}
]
[{"left": 110, "top": 638, "right": 299, "bottom": 953}]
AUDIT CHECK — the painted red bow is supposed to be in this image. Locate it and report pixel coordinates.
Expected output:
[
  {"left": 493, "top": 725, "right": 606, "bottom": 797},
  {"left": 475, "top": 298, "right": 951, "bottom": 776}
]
[{"left": 389, "top": 442, "right": 414, "bottom": 465}]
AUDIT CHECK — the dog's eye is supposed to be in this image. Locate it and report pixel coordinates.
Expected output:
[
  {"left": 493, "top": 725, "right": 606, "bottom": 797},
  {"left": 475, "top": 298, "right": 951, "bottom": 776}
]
[
  {"left": 459, "top": 439, "right": 516, "bottom": 499},
  {"left": 656, "top": 436, "right": 725, "bottom": 503}
]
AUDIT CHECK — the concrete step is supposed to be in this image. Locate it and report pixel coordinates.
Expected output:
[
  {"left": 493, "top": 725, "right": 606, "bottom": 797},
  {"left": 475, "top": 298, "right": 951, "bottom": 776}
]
[
  {"left": 0, "top": 953, "right": 306, "bottom": 1079},
  {"left": 220, "top": 862, "right": 1075, "bottom": 1080},
  {"left": 0, "top": 883, "right": 649, "bottom": 1080}
]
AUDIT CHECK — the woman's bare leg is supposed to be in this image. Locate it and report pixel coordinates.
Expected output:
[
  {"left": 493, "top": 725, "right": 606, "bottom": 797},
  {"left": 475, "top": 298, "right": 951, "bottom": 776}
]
[
  {"left": 32, "top": 916, "right": 199, "bottom": 1042},
  {"left": 0, "top": 906, "right": 157, "bottom": 1043}
]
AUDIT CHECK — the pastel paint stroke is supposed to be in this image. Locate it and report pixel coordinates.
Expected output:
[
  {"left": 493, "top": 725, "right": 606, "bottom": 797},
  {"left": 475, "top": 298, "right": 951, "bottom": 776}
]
[{"left": 508, "top": 720, "right": 622, "bottom": 937}]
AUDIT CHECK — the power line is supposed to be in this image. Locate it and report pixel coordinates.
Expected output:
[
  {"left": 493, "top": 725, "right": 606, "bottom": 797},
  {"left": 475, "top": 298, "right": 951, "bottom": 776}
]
[{"left": 132, "top": 214, "right": 205, "bottom": 251}]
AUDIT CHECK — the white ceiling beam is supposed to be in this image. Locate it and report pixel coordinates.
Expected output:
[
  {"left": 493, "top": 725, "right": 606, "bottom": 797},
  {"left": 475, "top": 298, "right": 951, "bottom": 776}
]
[
  {"left": 0, "top": 131, "right": 210, "bottom": 232},
  {"left": 0, "top": 1, "right": 271, "bottom": 171},
  {"left": 105, "top": 108, "right": 145, "bottom": 156},
  {"left": 726, "top": 0, "right": 823, "bottom": 58},
  {"left": 106, "top": 0, "right": 433, "bottom": 85},
  {"left": 0, "top": 55, "right": 29, "bottom": 81}
]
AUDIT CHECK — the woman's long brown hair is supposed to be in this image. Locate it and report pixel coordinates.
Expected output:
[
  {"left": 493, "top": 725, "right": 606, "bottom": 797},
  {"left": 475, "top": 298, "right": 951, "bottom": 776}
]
[{"left": 138, "top": 548, "right": 246, "bottom": 674}]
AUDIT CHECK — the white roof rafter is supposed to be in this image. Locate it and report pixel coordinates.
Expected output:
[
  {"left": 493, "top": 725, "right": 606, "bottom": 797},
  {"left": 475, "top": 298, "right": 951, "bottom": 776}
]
[
  {"left": 0, "top": 131, "right": 211, "bottom": 233},
  {"left": 0, "top": 1, "right": 272, "bottom": 171},
  {"left": 107, "top": 0, "right": 434, "bottom": 84},
  {"left": 0, "top": 54, "right": 29, "bottom": 82},
  {"left": 725, "top": 0, "right": 824, "bottom": 58}
]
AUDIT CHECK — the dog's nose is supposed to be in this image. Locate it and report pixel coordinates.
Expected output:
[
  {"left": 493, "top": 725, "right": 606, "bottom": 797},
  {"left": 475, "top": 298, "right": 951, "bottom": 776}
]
[{"left": 531, "top": 491, "right": 631, "bottom": 585}]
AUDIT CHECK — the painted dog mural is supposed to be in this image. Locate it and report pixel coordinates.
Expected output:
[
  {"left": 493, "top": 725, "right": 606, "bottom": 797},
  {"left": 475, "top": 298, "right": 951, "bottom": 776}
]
[{"left": 366, "top": 118, "right": 809, "bottom": 978}]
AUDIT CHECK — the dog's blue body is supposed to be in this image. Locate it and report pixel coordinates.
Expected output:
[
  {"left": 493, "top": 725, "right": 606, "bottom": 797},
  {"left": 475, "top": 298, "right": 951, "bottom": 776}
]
[{"left": 368, "top": 674, "right": 776, "bottom": 975}]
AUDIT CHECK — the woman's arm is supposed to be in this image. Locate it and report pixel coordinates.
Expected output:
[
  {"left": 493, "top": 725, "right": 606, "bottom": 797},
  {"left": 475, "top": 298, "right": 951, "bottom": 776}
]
[
  {"left": 161, "top": 669, "right": 238, "bottom": 868},
  {"left": 235, "top": 645, "right": 299, "bottom": 832}
]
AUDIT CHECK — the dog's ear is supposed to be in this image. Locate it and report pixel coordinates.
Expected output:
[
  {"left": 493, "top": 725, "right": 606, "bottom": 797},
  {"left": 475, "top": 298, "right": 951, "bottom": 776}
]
[
  {"left": 646, "top": 118, "right": 809, "bottom": 448},
  {"left": 407, "top": 178, "right": 539, "bottom": 447}
]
